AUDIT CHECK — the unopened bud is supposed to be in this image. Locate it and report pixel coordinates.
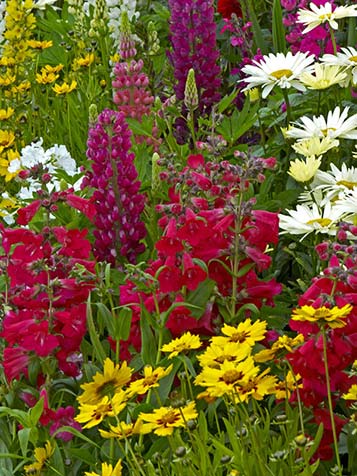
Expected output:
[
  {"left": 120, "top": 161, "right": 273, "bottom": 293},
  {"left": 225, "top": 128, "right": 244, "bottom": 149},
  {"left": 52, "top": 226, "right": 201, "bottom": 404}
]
[{"left": 184, "top": 68, "right": 198, "bottom": 110}]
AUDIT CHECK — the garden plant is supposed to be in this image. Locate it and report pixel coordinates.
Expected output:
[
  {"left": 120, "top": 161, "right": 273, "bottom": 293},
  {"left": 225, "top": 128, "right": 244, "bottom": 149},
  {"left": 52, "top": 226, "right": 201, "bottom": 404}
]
[{"left": 1, "top": 0, "right": 357, "bottom": 475}]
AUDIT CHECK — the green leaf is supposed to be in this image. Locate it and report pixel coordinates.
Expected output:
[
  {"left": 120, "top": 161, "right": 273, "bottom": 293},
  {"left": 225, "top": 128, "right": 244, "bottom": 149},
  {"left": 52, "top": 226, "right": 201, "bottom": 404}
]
[
  {"left": 29, "top": 397, "right": 44, "bottom": 427},
  {"left": 245, "top": 0, "right": 268, "bottom": 54},
  {"left": 217, "top": 89, "right": 239, "bottom": 114},
  {"left": 272, "top": 0, "right": 286, "bottom": 53},
  {"left": 140, "top": 305, "right": 157, "bottom": 366},
  {"left": 86, "top": 295, "right": 107, "bottom": 364},
  {"left": 186, "top": 279, "right": 216, "bottom": 318},
  {"left": 96, "top": 302, "right": 115, "bottom": 336},
  {"left": 113, "top": 307, "right": 133, "bottom": 341},
  {"left": 348, "top": 17, "right": 357, "bottom": 47}
]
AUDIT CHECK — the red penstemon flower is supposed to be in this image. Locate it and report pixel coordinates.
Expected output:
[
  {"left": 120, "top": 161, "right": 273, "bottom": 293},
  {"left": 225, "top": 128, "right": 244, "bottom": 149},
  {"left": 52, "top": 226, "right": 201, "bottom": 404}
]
[{"left": 217, "top": 0, "right": 242, "bottom": 18}]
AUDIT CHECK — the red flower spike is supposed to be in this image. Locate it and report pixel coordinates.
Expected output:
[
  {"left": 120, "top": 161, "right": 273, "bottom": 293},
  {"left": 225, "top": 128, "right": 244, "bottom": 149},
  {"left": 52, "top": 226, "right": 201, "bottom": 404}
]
[{"left": 217, "top": 0, "right": 242, "bottom": 18}]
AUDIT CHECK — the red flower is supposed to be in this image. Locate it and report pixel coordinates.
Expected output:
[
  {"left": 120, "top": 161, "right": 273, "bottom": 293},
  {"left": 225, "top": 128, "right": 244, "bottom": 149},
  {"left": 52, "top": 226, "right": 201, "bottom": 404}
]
[
  {"left": 217, "top": 0, "right": 242, "bottom": 19},
  {"left": 17, "top": 200, "right": 41, "bottom": 225}
]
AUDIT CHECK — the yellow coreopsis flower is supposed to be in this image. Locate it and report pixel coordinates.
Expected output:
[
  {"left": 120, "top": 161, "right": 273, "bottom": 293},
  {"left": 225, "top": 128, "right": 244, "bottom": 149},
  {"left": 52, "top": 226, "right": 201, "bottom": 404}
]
[
  {"left": 195, "top": 357, "right": 259, "bottom": 398},
  {"left": 342, "top": 384, "right": 357, "bottom": 400},
  {"left": 197, "top": 341, "right": 251, "bottom": 369},
  {"left": 0, "top": 130, "right": 15, "bottom": 148},
  {"left": 85, "top": 460, "right": 123, "bottom": 476},
  {"left": 11, "top": 80, "right": 31, "bottom": 93},
  {"left": 36, "top": 71, "right": 59, "bottom": 84},
  {"left": 75, "top": 392, "right": 128, "bottom": 429},
  {"left": 255, "top": 334, "right": 304, "bottom": 363},
  {"left": 127, "top": 364, "right": 173, "bottom": 396},
  {"left": 291, "top": 304, "right": 353, "bottom": 328},
  {"left": 78, "top": 358, "right": 132, "bottom": 405},
  {"left": 0, "top": 107, "right": 14, "bottom": 120},
  {"left": 288, "top": 155, "right": 321, "bottom": 182},
  {"left": 211, "top": 319, "right": 267, "bottom": 348},
  {"left": 42, "top": 64, "right": 64, "bottom": 74},
  {"left": 99, "top": 420, "right": 145, "bottom": 439},
  {"left": 24, "top": 440, "right": 54, "bottom": 476},
  {"left": 138, "top": 401, "right": 198, "bottom": 436},
  {"left": 274, "top": 371, "right": 302, "bottom": 399},
  {"left": 27, "top": 39, "right": 53, "bottom": 49},
  {"left": 72, "top": 52, "right": 95, "bottom": 70},
  {"left": 161, "top": 332, "right": 201, "bottom": 359},
  {"left": 236, "top": 369, "right": 277, "bottom": 402},
  {"left": 0, "top": 74, "right": 16, "bottom": 86},
  {"left": 52, "top": 80, "right": 77, "bottom": 95}
]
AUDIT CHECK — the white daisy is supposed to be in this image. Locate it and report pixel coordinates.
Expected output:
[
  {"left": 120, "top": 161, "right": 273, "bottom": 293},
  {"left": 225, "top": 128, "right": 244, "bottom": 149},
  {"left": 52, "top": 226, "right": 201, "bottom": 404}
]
[
  {"left": 279, "top": 201, "right": 344, "bottom": 239},
  {"left": 299, "top": 63, "right": 347, "bottom": 90},
  {"left": 286, "top": 106, "right": 357, "bottom": 141},
  {"left": 240, "top": 51, "right": 315, "bottom": 99},
  {"left": 321, "top": 47, "right": 357, "bottom": 85},
  {"left": 334, "top": 189, "right": 357, "bottom": 216},
  {"left": 297, "top": 2, "right": 357, "bottom": 34},
  {"left": 313, "top": 163, "right": 357, "bottom": 204}
]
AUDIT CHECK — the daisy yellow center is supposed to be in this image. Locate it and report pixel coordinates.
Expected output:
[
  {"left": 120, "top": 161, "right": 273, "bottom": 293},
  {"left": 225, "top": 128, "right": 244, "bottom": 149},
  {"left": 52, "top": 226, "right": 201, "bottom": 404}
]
[
  {"left": 229, "top": 331, "right": 249, "bottom": 343},
  {"left": 349, "top": 56, "right": 357, "bottom": 63},
  {"left": 270, "top": 69, "right": 293, "bottom": 79},
  {"left": 337, "top": 180, "right": 357, "bottom": 190},
  {"left": 220, "top": 369, "right": 244, "bottom": 384},
  {"left": 306, "top": 218, "right": 332, "bottom": 226},
  {"left": 321, "top": 127, "right": 336, "bottom": 136},
  {"left": 319, "top": 12, "right": 332, "bottom": 20},
  {"left": 158, "top": 410, "right": 179, "bottom": 425}
]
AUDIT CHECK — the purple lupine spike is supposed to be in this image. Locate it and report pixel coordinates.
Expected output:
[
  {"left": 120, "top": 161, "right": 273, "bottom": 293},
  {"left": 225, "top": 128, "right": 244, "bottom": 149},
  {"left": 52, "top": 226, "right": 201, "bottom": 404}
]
[
  {"left": 168, "top": 0, "right": 222, "bottom": 113},
  {"left": 86, "top": 109, "right": 146, "bottom": 267}
]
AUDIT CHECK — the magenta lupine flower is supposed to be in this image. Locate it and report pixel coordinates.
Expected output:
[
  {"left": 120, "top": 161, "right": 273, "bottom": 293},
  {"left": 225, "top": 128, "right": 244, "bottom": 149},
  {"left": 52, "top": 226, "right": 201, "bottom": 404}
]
[
  {"left": 168, "top": 0, "right": 221, "bottom": 113},
  {"left": 85, "top": 109, "right": 146, "bottom": 266}
]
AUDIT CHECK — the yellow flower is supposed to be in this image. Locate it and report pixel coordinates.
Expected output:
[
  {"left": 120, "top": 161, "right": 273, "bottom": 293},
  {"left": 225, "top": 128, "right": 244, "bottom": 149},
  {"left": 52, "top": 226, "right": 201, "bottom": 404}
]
[
  {"left": 0, "top": 74, "right": 16, "bottom": 86},
  {"left": 11, "top": 80, "right": 31, "bottom": 93},
  {"left": 78, "top": 358, "right": 132, "bottom": 406},
  {"left": 236, "top": 368, "right": 277, "bottom": 402},
  {"left": 299, "top": 64, "right": 347, "bottom": 90},
  {"left": 292, "top": 136, "right": 339, "bottom": 158},
  {"left": 0, "top": 57, "right": 16, "bottom": 67},
  {"left": 85, "top": 460, "right": 122, "bottom": 476},
  {"left": 72, "top": 53, "right": 95, "bottom": 70},
  {"left": 52, "top": 80, "right": 77, "bottom": 95},
  {"left": 255, "top": 334, "right": 304, "bottom": 363},
  {"left": 42, "top": 64, "right": 64, "bottom": 74},
  {"left": 197, "top": 341, "right": 251, "bottom": 369},
  {"left": 99, "top": 420, "right": 146, "bottom": 439},
  {"left": 195, "top": 358, "right": 259, "bottom": 398},
  {"left": 24, "top": 441, "right": 54, "bottom": 476},
  {"left": 291, "top": 304, "right": 353, "bottom": 328},
  {"left": 0, "top": 130, "right": 15, "bottom": 148},
  {"left": 211, "top": 319, "right": 267, "bottom": 348},
  {"left": 75, "top": 392, "right": 128, "bottom": 429},
  {"left": 110, "top": 53, "right": 121, "bottom": 63},
  {"left": 0, "top": 107, "right": 14, "bottom": 120},
  {"left": 288, "top": 155, "right": 321, "bottom": 183},
  {"left": 27, "top": 39, "right": 53, "bottom": 49},
  {"left": 36, "top": 71, "right": 59, "bottom": 84},
  {"left": 127, "top": 364, "right": 173, "bottom": 396},
  {"left": 138, "top": 401, "right": 197, "bottom": 436},
  {"left": 274, "top": 371, "right": 302, "bottom": 399},
  {"left": 161, "top": 332, "right": 201, "bottom": 359},
  {"left": 342, "top": 384, "right": 357, "bottom": 400}
]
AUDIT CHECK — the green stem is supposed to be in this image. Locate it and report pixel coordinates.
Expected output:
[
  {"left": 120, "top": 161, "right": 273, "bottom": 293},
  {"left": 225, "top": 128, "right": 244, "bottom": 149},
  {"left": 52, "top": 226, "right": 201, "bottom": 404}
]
[
  {"left": 329, "top": 26, "right": 337, "bottom": 55},
  {"left": 322, "top": 328, "right": 342, "bottom": 476},
  {"left": 286, "top": 360, "right": 305, "bottom": 435},
  {"left": 230, "top": 193, "right": 243, "bottom": 321},
  {"left": 282, "top": 89, "right": 292, "bottom": 126}
]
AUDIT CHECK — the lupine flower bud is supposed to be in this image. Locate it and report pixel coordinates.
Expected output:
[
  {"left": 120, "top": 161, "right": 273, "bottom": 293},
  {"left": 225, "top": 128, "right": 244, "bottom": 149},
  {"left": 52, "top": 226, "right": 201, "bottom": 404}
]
[
  {"left": 184, "top": 68, "right": 198, "bottom": 110},
  {"left": 147, "top": 21, "right": 160, "bottom": 55}
]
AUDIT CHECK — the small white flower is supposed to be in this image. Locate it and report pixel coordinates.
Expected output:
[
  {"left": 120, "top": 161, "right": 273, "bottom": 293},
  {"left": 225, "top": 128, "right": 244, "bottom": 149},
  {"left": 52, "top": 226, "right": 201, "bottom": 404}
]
[
  {"left": 46, "top": 144, "right": 77, "bottom": 176},
  {"left": 20, "top": 138, "right": 47, "bottom": 168},
  {"left": 321, "top": 47, "right": 357, "bottom": 86},
  {"left": 297, "top": 2, "right": 357, "bottom": 34},
  {"left": 313, "top": 163, "right": 357, "bottom": 204},
  {"left": 33, "top": 0, "right": 58, "bottom": 10},
  {"left": 241, "top": 51, "right": 315, "bottom": 99},
  {"left": 286, "top": 106, "right": 357, "bottom": 141},
  {"left": 7, "top": 158, "right": 21, "bottom": 174},
  {"left": 279, "top": 201, "right": 344, "bottom": 239}
]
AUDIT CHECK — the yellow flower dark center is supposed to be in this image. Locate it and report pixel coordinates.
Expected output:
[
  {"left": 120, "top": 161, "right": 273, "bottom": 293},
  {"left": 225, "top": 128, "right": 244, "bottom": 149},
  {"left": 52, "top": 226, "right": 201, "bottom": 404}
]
[
  {"left": 215, "top": 354, "right": 236, "bottom": 364},
  {"left": 221, "top": 369, "right": 244, "bottom": 384},
  {"left": 271, "top": 69, "right": 293, "bottom": 79},
  {"left": 337, "top": 180, "right": 357, "bottom": 190},
  {"left": 230, "top": 331, "right": 249, "bottom": 343},
  {"left": 158, "top": 410, "right": 179, "bottom": 425},
  {"left": 143, "top": 375, "right": 158, "bottom": 386},
  {"left": 306, "top": 218, "right": 332, "bottom": 227}
]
